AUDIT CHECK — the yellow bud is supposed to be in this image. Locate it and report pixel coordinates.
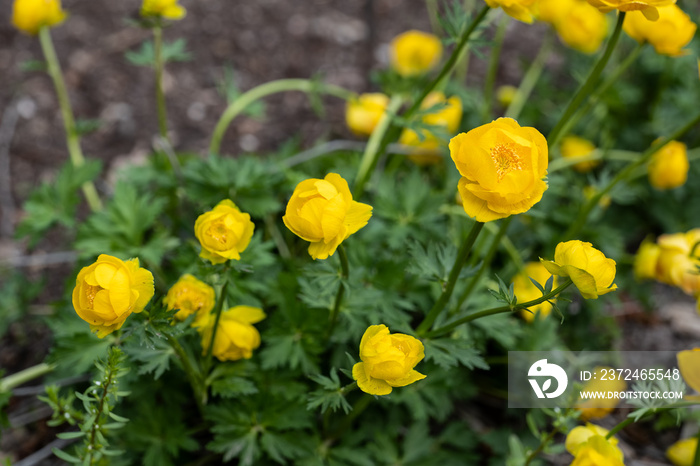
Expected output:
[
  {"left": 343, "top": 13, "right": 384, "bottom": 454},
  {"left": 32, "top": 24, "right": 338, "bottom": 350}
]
[
  {"left": 141, "top": 0, "right": 186, "bottom": 20},
  {"left": 389, "top": 30, "right": 443, "bottom": 77},
  {"left": 633, "top": 240, "right": 661, "bottom": 281},
  {"left": 496, "top": 85, "right": 519, "bottom": 108},
  {"left": 194, "top": 200, "right": 255, "bottom": 264},
  {"left": 561, "top": 135, "right": 600, "bottom": 173},
  {"left": 352, "top": 324, "right": 426, "bottom": 395},
  {"left": 541, "top": 240, "right": 617, "bottom": 299},
  {"left": 12, "top": 0, "right": 67, "bottom": 36},
  {"left": 555, "top": 1, "right": 609, "bottom": 54},
  {"left": 648, "top": 140, "right": 689, "bottom": 190},
  {"left": 345, "top": 93, "right": 390, "bottom": 138},
  {"left": 163, "top": 274, "right": 216, "bottom": 322}
]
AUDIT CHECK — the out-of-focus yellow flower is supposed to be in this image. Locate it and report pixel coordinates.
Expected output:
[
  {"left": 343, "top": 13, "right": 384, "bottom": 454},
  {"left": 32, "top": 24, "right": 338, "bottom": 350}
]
[
  {"left": 557, "top": 2, "right": 609, "bottom": 54},
  {"left": 141, "top": 0, "right": 186, "bottom": 20},
  {"left": 583, "top": 186, "right": 612, "bottom": 209},
  {"left": 399, "top": 92, "right": 463, "bottom": 165},
  {"left": 575, "top": 367, "right": 627, "bottom": 420},
  {"left": 677, "top": 348, "right": 700, "bottom": 393},
  {"left": 586, "top": 0, "right": 676, "bottom": 21},
  {"left": 450, "top": 118, "right": 548, "bottom": 222},
  {"left": 352, "top": 324, "right": 426, "bottom": 395},
  {"left": 647, "top": 140, "right": 689, "bottom": 190},
  {"left": 389, "top": 30, "right": 443, "bottom": 77},
  {"left": 198, "top": 306, "right": 265, "bottom": 361},
  {"left": 566, "top": 424, "right": 618, "bottom": 454},
  {"left": 655, "top": 230, "right": 700, "bottom": 295},
  {"left": 541, "top": 240, "right": 617, "bottom": 299},
  {"left": 624, "top": 5, "right": 696, "bottom": 56},
  {"left": 561, "top": 136, "right": 600, "bottom": 173},
  {"left": 512, "top": 262, "right": 557, "bottom": 322},
  {"left": 496, "top": 85, "right": 519, "bottom": 107},
  {"left": 667, "top": 438, "right": 698, "bottom": 466},
  {"left": 345, "top": 93, "right": 390, "bottom": 138},
  {"left": 570, "top": 435, "right": 625, "bottom": 466},
  {"left": 537, "top": 0, "right": 574, "bottom": 24},
  {"left": 485, "top": 0, "right": 538, "bottom": 23},
  {"left": 72, "top": 254, "right": 154, "bottom": 338},
  {"left": 283, "top": 173, "right": 372, "bottom": 260},
  {"left": 12, "top": 0, "right": 67, "bottom": 35},
  {"left": 633, "top": 240, "right": 661, "bottom": 280},
  {"left": 163, "top": 274, "right": 215, "bottom": 322},
  {"left": 195, "top": 200, "right": 255, "bottom": 264}
]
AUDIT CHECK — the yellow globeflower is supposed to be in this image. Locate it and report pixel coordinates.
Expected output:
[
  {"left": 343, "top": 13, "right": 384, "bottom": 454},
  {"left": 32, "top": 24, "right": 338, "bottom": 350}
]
[
  {"left": 194, "top": 200, "right": 255, "bottom": 265},
  {"left": 345, "top": 93, "right": 390, "bottom": 138},
  {"left": 667, "top": 438, "right": 698, "bottom": 466},
  {"left": 575, "top": 367, "right": 627, "bottom": 420},
  {"left": 647, "top": 140, "right": 689, "bottom": 190},
  {"left": 512, "top": 262, "right": 558, "bottom": 322},
  {"left": 541, "top": 240, "right": 617, "bottom": 299},
  {"left": 484, "top": 0, "right": 538, "bottom": 23},
  {"left": 556, "top": 2, "right": 609, "bottom": 54},
  {"left": 633, "top": 240, "right": 661, "bottom": 280},
  {"left": 283, "top": 173, "right": 372, "bottom": 260},
  {"left": 450, "top": 118, "right": 548, "bottom": 222},
  {"left": 537, "top": 0, "right": 576, "bottom": 25},
  {"left": 141, "top": 0, "right": 186, "bottom": 20},
  {"left": 561, "top": 135, "right": 600, "bottom": 172},
  {"left": 566, "top": 424, "right": 619, "bottom": 455},
  {"left": 12, "top": 0, "right": 67, "bottom": 35},
  {"left": 570, "top": 435, "right": 625, "bottom": 466},
  {"left": 352, "top": 324, "right": 426, "bottom": 395},
  {"left": 655, "top": 230, "right": 700, "bottom": 295},
  {"left": 72, "top": 254, "right": 154, "bottom": 338},
  {"left": 198, "top": 306, "right": 266, "bottom": 361},
  {"left": 389, "top": 30, "right": 443, "bottom": 77},
  {"left": 624, "top": 5, "right": 696, "bottom": 56},
  {"left": 586, "top": 0, "right": 676, "bottom": 21},
  {"left": 163, "top": 274, "right": 215, "bottom": 322},
  {"left": 677, "top": 348, "right": 700, "bottom": 393},
  {"left": 399, "top": 92, "right": 463, "bottom": 165}
]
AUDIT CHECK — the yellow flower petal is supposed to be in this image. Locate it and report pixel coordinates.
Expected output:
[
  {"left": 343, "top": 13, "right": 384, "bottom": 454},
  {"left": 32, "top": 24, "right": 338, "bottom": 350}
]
[{"left": 352, "top": 362, "right": 393, "bottom": 395}]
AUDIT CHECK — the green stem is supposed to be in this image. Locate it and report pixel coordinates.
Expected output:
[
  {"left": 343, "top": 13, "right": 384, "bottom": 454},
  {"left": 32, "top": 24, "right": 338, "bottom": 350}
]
[
  {"left": 353, "top": 95, "right": 403, "bottom": 197},
  {"left": 209, "top": 79, "right": 356, "bottom": 155},
  {"left": 455, "top": 216, "right": 512, "bottom": 312},
  {"left": 426, "top": 0, "right": 442, "bottom": 35},
  {"left": 694, "top": 428, "right": 700, "bottom": 466},
  {"left": 548, "top": 149, "right": 639, "bottom": 173},
  {"left": 166, "top": 334, "right": 205, "bottom": 411},
  {"left": 557, "top": 43, "right": 645, "bottom": 142},
  {"left": 481, "top": 13, "right": 509, "bottom": 123},
  {"left": 153, "top": 25, "right": 169, "bottom": 141},
  {"left": 326, "top": 245, "right": 350, "bottom": 342},
  {"left": 524, "top": 427, "right": 559, "bottom": 466},
  {"left": 416, "top": 221, "right": 485, "bottom": 335},
  {"left": 505, "top": 31, "right": 553, "bottom": 120},
  {"left": 330, "top": 394, "right": 372, "bottom": 441},
  {"left": 38, "top": 27, "right": 102, "bottom": 212},
  {"left": 564, "top": 110, "right": 700, "bottom": 239},
  {"left": 0, "top": 363, "right": 55, "bottom": 392},
  {"left": 425, "top": 278, "right": 573, "bottom": 338},
  {"left": 204, "top": 275, "right": 230, "bottom": 370},
  {"left": 547, "top": 12, "right": 626, "bottom": 149}
]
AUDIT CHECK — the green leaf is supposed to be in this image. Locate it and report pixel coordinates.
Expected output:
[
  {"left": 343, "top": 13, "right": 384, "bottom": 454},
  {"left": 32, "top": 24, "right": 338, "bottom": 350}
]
[
  {"left": 52, "top": 447, "right": 81, "bottom": 463},
  {"left": 211, "top": 377, "right": 259, "bottom": 398},
  {"left": 424, "top": 339, "right": 488, "bottom": 370},
  {"left": 125, "top": 339, "right": 174, "bottom": 380},
  {"left": 57, "top": 431, "right": 86, "bottom": 440},
  {"left": 125, "top": 38, "right": 191, "bottom": 67}
]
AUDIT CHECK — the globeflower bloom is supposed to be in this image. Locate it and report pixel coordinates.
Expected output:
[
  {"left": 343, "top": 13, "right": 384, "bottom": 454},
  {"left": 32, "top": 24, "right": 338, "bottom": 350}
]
[
  {"left": 352, "top": 324, "right": 426, "bottom": 395},
  {"left": 633, "top": 240, "right": 660, "bottom": 280},
  {"left": 623, "top": 5, "right": 696, "bottom": 56},
  {"left": 485, "top": 0, "right": 538, "bottom": 23},
  {"left": 283, "top": 173, "right": 372, "bottom": 260},
  {"left": 345, "top": 93, "right": 390, "bottom": 138},
  {"left": 198, "top": 306, "right": 266, "bottom": 361},
  {"left": 677, "top": 349, "right": 700, "bottom": 393},
  {"left": 586, "top": 0, "right": 676, "bottom": 21},
  {"left": 566, "top": 424, "right": 624, "bottom": 466},
  {"left": 512, "top": 262, "right": 557, "bottom": 322},
  {"left": 194, "top": 200, "right": 255, "bottom": 264},
  {"left": 655, "top": 230, "right": 700, "bottom": 295},
  {"left": 12, "top": 0, "right": 67, "bottom": 35},
  {"left": 541, "top": 240, "right": 617, "bottom": 299},
  {"left": 575, "top": 367, "right": 627, "bottom": 420},
  {"left": 561, "top": 135, "right": 600, "bottom": 173},
  {"left": 667, "top": 438, "right": 698, "bottom": 466},
  {"left": 647, "top": 140, "right": 689, "bottom": 190},
  {"left": 389, "top": 30, "right": 443, "bottom": 77},
  {"left": 72, "top": 254, "right": 154, "bottom": 338},
  {"left": 399, "top": 92, "right": 463, "bottom": 165},
  {"left": 141, "top": 0, "right": 186, "bottom": 20},
  {"left": 557, "top": 2, "right": 609, "bottom": 54},
  {"left": 450, "top": 118, "right": 548, "bottom": 222},
  {"left": 163, "top": 274, "right": 215, "bottom": 321}
]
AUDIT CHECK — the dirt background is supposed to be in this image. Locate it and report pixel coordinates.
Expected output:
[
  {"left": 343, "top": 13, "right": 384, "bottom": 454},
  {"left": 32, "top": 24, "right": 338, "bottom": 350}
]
[{"left": 1, "top": 0, "right": 699, "bottom": 464}]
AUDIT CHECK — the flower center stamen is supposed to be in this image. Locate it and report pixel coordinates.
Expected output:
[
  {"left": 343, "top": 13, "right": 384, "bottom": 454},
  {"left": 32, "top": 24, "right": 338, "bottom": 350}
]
[{"left": 490, "top": 143, "right": 523, "bottom": 181}]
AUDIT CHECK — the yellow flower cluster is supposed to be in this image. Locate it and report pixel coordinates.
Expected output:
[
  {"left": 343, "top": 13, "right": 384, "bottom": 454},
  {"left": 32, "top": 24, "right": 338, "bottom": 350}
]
[
  {"left": 566, "top": 424, "right": 624, "bottom": 466},
  {"left": 72, "top": 255, "right": 154, "bottom": 338},
  {"left": 634, "top": 230, "right": 700, "bottom": 306},
  {"left": 538, "top": 0, "right": 609, "bottom": 54},
  {"left": 12, "top": 0, "right": 67, "bottom": 36}
]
